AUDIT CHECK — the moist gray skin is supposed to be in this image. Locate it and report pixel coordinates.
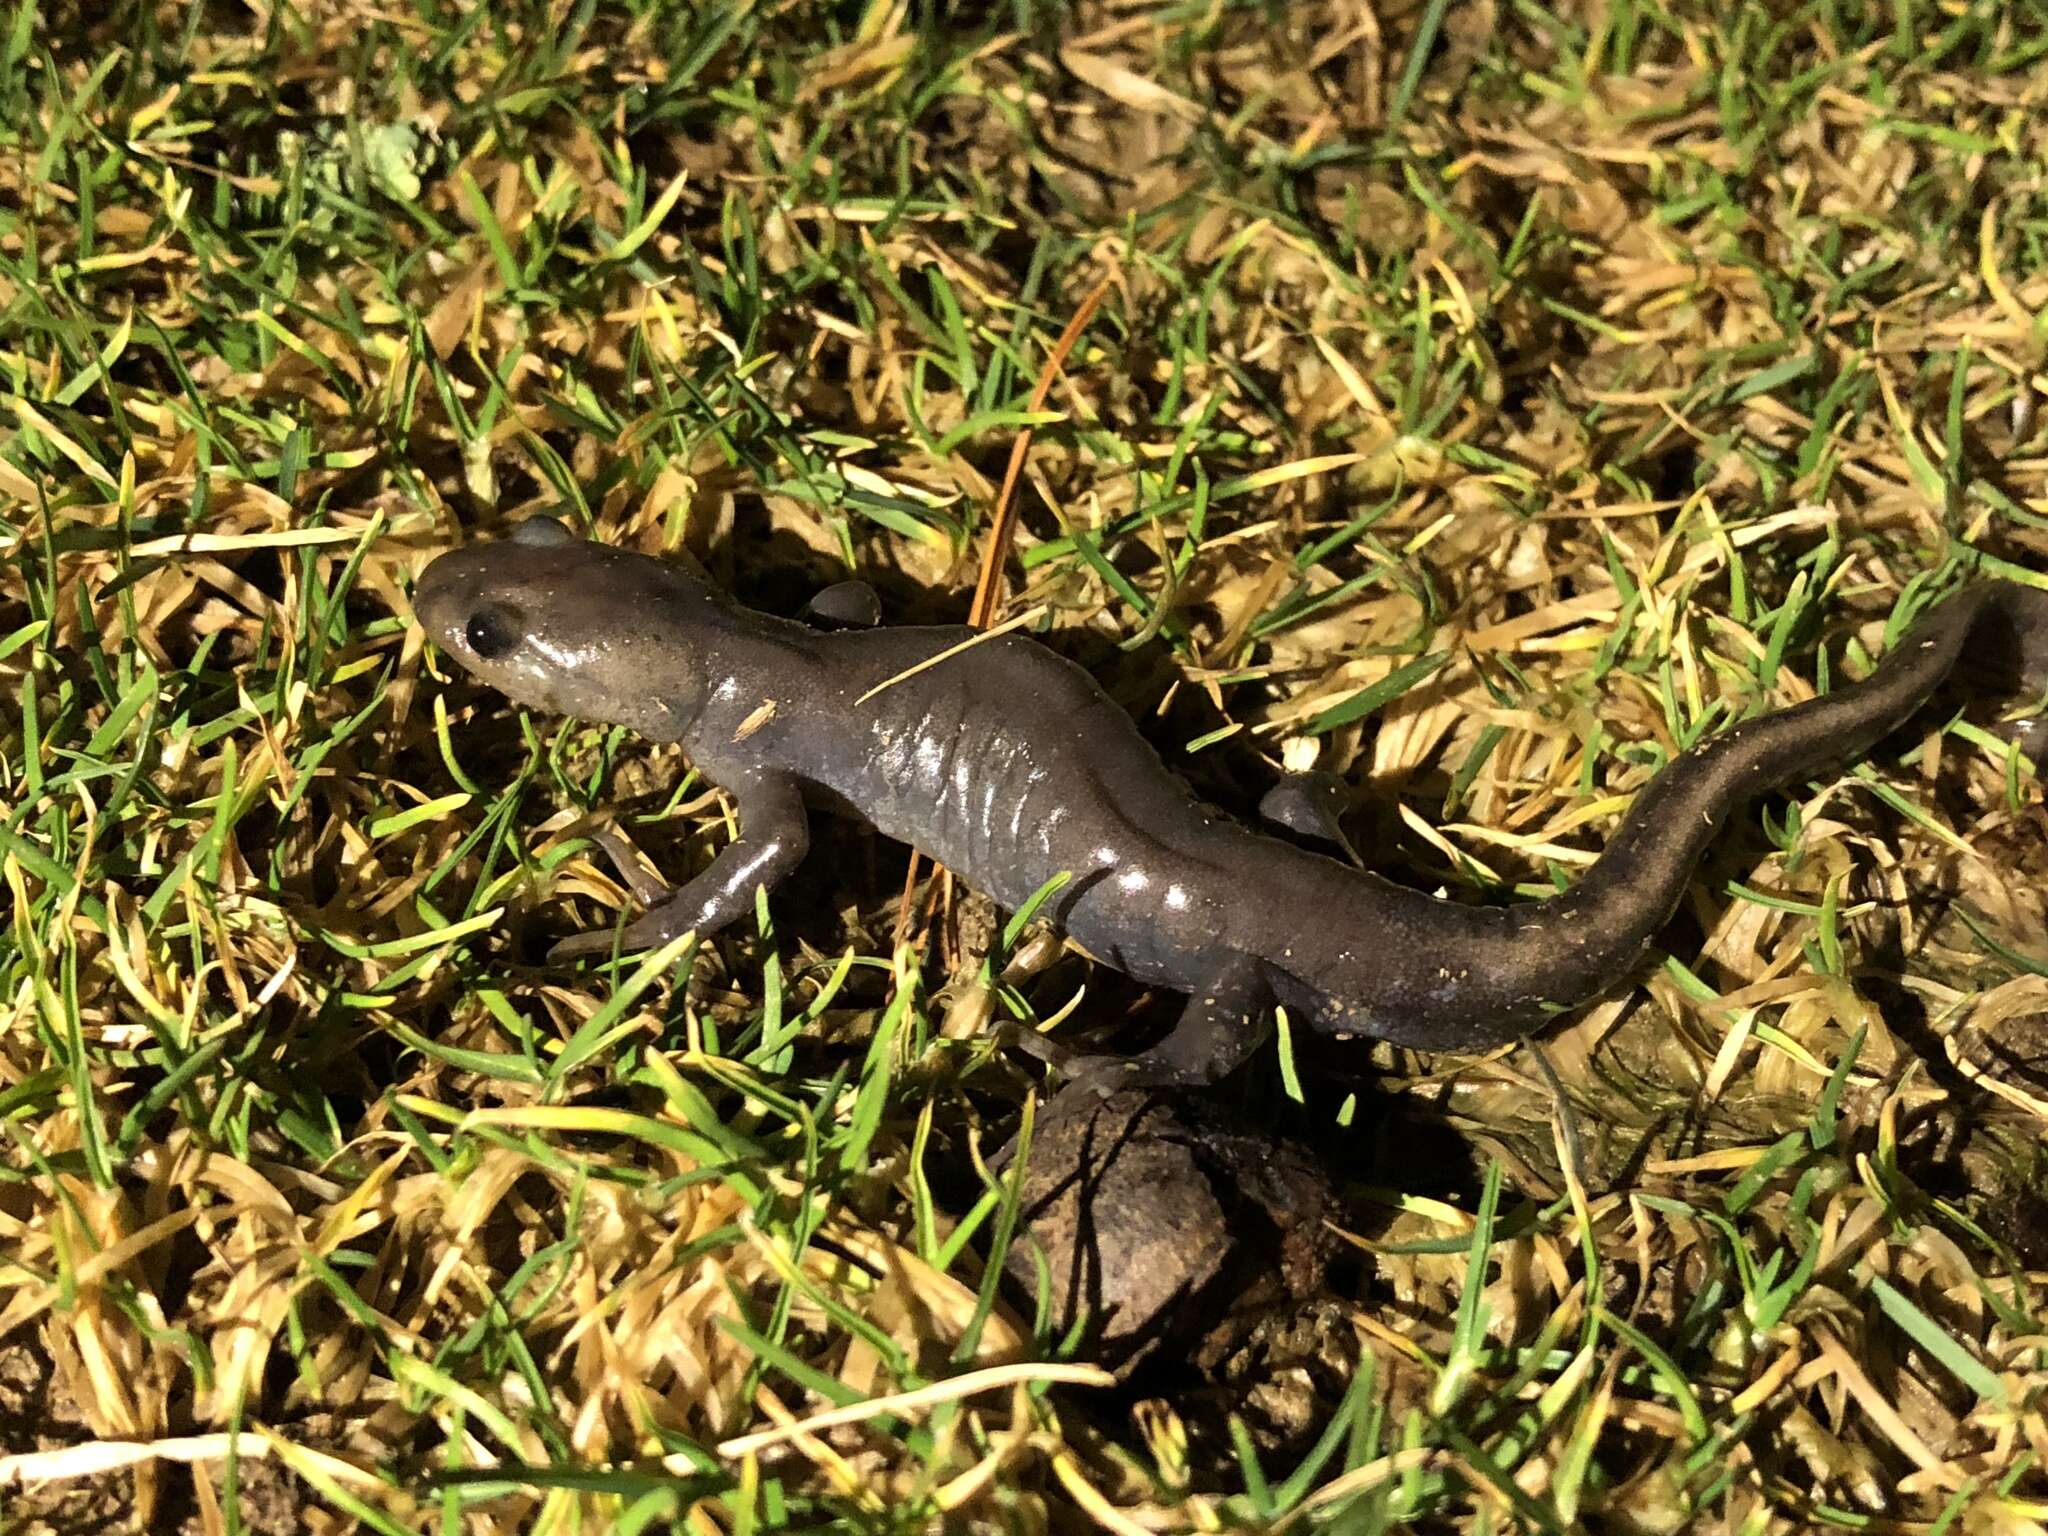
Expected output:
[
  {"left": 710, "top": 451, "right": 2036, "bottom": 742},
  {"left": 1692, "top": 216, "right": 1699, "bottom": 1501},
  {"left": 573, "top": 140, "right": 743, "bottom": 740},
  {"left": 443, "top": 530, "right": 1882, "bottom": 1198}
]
[{"left": 415, "top": 517, "right": 2048, "bottom": 1087}]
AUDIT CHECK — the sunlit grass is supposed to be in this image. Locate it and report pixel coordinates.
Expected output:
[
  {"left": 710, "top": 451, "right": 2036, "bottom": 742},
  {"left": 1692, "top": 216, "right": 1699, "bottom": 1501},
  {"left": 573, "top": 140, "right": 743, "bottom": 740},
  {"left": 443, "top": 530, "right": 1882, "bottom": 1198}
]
[{"left": 1, "top": 1, "right": 2045, "bottom": 1531}]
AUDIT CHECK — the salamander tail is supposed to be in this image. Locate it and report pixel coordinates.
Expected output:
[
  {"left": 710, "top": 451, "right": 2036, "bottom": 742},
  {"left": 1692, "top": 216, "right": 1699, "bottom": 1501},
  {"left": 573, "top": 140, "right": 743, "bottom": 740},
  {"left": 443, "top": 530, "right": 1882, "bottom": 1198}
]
[{"left": 1299, "top": 577, "right": 2048, "bottom": 1052}]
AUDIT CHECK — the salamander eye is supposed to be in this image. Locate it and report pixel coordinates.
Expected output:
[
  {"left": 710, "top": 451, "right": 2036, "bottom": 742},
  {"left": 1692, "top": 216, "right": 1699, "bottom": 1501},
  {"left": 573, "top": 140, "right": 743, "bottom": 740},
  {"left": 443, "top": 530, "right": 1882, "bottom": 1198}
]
[
  {"left": 465, "top": 603, "right": 522, "bottom": 660},
  {"left": 510, "top": 516, "right": 574, "bottom": 548}
]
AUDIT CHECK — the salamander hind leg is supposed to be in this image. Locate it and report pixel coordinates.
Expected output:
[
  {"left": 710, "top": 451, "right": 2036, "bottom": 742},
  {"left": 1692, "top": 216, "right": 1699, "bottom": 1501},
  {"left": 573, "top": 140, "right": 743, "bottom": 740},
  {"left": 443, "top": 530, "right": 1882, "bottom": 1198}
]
[
  {"left": 1996, "top": 711, "right": 2048, "bottom": 769},
  {"left": 802, "top": 579, "right": 882, "bottom": 629},
  {"left": 1062, "top": 952, "right": 1274, "bottom": 1095},
  {"left": 1257, "top": 771, "right": 1359, "bottom": 862}
]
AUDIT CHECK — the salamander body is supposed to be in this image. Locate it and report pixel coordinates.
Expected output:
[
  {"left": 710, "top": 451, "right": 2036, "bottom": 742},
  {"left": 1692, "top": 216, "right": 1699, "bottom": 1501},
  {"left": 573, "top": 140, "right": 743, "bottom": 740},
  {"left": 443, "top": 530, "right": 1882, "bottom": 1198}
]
[{"left": 415, "top": 517, "right": 2048, "bottom": 1086}]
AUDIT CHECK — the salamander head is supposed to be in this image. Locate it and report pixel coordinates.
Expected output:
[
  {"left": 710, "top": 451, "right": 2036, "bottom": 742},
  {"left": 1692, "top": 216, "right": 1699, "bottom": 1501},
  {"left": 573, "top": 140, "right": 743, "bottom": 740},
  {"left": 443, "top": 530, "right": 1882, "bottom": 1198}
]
[{"left": 415, "top": 517, "right": 711, "bottom": 741}]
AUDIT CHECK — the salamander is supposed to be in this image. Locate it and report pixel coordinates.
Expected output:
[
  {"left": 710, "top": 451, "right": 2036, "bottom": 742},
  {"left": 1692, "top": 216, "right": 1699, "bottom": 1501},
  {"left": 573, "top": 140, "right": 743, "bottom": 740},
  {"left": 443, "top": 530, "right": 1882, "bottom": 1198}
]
[{"left": 414, "top": 516, "right": 2048, "bottom": 1087}]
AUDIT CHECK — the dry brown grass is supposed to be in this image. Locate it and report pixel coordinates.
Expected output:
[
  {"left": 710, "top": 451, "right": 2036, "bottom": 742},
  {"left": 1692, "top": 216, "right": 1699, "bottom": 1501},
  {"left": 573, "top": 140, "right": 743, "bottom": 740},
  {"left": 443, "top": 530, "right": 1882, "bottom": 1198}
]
[{"left": 1, "top": 1, "right": 2046, "bottom": 1531}]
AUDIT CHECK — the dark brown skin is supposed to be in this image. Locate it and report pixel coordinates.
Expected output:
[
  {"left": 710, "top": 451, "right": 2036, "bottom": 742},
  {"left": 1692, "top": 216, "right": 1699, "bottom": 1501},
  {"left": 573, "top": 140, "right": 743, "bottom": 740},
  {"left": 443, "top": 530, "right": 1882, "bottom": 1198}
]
[{"left": 414, "top": 517, "right": 2048, "bottom": 1087}]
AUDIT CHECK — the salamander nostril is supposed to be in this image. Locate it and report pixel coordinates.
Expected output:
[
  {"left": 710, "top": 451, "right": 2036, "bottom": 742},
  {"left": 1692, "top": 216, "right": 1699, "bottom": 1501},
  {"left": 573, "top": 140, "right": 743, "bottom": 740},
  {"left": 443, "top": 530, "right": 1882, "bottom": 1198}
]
[{"left": 465, "top": 603, "right": 522, "bottom": 659}]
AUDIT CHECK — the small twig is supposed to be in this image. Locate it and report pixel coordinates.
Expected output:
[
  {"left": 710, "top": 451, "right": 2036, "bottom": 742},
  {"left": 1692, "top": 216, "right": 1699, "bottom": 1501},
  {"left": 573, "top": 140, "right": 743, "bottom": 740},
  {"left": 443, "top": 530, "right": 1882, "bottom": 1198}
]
[
  {"left": 966, "top": 273, "right": 1116, "bottom": 628},
  {"left": 854, "top": 603, "right": 1050, "bottom": 706},
  {"left": 713, "top": 1360, "right": 1115, "bottom": 1459}
]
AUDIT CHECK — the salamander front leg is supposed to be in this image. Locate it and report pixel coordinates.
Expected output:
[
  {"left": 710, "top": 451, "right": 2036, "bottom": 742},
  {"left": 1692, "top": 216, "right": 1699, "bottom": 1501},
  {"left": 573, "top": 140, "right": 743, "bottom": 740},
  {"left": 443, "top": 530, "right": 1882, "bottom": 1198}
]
[
  {"left": 550, "top": 770, "right": 810, "bottom": 962},
  {"left": 1062, "top": 952, "right": 1274, "bottom": 1095}
]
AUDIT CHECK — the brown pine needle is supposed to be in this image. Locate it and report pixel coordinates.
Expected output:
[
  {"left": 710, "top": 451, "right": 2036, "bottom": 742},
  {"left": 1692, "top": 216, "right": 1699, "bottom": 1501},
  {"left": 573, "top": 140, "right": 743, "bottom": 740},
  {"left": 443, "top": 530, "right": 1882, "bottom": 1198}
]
[{"left": 894, "top": 271, "right": 1117, "bottom": 948}]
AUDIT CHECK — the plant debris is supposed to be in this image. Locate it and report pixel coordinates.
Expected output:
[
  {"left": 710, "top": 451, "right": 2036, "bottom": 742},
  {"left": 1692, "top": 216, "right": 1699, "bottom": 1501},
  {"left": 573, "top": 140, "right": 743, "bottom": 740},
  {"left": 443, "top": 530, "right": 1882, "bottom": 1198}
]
[{"left": 1, "top": 2, "right": 2046, "bottom": 1531}]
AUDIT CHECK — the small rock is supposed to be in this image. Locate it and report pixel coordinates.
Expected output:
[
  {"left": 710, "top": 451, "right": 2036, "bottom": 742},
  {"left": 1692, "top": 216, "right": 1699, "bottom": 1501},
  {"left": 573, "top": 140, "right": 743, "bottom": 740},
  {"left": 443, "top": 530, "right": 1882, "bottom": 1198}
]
[{"left": 1004, "top": 1088, "right": 1337, "bottom": 1375}]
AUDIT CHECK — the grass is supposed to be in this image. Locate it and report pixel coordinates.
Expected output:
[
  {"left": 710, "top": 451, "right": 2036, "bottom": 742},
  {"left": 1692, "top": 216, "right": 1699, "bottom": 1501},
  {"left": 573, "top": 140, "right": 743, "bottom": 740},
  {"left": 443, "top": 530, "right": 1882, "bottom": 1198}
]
[{"left": 3, "top": 0, "right": 2048, "bottom": 1530}]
